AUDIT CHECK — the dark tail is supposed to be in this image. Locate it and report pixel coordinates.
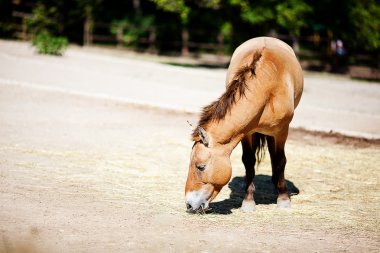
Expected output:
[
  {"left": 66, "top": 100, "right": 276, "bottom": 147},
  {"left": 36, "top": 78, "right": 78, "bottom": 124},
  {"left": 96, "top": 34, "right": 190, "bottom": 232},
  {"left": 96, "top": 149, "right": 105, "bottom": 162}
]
[{"left": 255, "top": 133, "right": 267, "bottom": 166}]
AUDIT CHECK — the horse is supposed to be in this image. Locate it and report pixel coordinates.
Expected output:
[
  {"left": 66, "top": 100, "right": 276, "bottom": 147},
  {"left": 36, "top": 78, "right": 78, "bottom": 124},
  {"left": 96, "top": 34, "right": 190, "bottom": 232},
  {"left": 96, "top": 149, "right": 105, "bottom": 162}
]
[{"left": 185, "top": 37, "right": 304, "bottom": 213}]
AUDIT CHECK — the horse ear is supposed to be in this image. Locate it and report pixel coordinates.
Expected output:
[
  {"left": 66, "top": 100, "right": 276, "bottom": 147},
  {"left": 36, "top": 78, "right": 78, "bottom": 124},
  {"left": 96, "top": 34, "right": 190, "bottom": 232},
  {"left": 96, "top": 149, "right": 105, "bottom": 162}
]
[{"left": 198, "top": 126, "right": 209, "bottom": 147}]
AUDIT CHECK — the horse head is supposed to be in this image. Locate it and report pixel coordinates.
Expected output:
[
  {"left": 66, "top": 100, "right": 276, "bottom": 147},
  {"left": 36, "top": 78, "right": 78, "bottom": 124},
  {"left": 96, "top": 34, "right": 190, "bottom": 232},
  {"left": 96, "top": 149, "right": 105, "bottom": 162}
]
[{"left": 185, "top": 126, "right": 232, "bottom": 214}]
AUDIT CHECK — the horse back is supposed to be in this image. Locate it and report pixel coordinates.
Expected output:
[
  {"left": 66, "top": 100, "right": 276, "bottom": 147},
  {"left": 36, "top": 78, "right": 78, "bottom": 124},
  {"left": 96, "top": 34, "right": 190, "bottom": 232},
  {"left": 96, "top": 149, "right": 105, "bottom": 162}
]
[{"left": 227, "top": 37, "right": 304, "bottom": 135}]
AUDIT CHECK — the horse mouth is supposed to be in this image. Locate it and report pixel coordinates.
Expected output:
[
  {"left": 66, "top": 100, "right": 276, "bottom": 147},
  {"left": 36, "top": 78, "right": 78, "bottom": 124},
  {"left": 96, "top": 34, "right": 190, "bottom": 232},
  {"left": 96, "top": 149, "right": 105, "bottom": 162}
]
[{"left": 186, "top": 203, "right": 211, "bottom": 215}]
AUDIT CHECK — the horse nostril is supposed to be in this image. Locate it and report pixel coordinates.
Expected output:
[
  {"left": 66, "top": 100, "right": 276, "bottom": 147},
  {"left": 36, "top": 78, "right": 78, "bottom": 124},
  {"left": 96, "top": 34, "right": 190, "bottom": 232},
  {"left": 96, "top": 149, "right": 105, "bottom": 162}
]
[{"left": 186, "top": 203, "right": 192, "bottom": 210}]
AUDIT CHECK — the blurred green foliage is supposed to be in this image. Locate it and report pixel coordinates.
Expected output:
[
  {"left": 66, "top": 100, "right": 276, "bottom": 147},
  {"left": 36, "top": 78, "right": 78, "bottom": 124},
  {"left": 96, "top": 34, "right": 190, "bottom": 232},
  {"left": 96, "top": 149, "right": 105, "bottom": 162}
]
[
  {"left": 347, "top": 0, "right": 380, "bottom": 50},
  {"left": 2, "top": 0, "right": 380, "bottom": 55},
  {"left": 111, "top": 15, "right": 155, "bottom": 47},
  {"left": 25, "top": 2, "right": 68, "bottom": 55},
  {"left": 149, "top": 0, "right": 190, "bottom": 24},
  {"left": 26, "top": 2, "right": 63, "bottom": 34},
  {"left": 276, "top": 0, "right": 312, "bottom": 37},
  {"left": 32, "top": 31, "right": 68, "bottom": 55}
]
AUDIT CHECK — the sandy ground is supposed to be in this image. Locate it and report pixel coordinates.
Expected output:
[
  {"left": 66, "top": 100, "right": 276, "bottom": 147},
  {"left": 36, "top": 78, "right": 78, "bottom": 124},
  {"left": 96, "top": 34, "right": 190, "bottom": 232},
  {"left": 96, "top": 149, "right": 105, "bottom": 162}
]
[{"left": 1, "top": 82, "right": 380, "bottom": 253}]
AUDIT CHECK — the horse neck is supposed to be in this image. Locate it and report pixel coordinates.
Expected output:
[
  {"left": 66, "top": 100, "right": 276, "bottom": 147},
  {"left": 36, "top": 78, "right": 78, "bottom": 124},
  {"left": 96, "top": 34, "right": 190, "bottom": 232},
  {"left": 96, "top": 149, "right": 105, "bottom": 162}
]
[{"left": 206, "top": 118, "right": 246, "bottom": 155}]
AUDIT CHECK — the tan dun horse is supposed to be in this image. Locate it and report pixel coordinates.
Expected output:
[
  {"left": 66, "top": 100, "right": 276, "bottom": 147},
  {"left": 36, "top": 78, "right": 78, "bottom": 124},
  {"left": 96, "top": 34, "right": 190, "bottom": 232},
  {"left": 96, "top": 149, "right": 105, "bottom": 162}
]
[{"left": 185, "top": 37, "right": 303, "bottom": 213}]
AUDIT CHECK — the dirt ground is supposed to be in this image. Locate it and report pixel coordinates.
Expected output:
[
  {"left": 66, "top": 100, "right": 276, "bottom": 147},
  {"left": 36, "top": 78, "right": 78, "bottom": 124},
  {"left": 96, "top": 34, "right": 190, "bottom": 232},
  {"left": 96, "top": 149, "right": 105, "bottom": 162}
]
[{"left": 0, "top": 82, "right": 379, "bottom": 253}]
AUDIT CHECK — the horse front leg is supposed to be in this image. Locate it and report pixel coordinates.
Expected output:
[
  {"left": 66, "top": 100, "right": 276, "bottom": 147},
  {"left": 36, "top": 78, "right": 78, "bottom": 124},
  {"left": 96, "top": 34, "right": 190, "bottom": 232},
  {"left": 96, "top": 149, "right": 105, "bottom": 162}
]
[{"left": 267, "top": 131, "right": 291, "bottom": 208}]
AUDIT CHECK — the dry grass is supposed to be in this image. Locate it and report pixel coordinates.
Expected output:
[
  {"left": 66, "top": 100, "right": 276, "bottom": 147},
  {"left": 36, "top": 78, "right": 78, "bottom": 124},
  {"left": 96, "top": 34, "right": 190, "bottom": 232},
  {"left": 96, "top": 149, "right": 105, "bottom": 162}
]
[{"left": 2, "top": 130, "right": 379, "bottom": 234}]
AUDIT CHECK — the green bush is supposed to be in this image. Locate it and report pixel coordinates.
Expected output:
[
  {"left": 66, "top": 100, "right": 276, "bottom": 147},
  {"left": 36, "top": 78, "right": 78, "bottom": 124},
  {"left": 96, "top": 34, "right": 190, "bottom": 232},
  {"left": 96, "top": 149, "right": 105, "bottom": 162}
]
[
  {"left": 33, "top": 31, "right": 68, "bottom": 55},
  {"left": 110, "top": 15, "right": 155, "bottom": 47}
]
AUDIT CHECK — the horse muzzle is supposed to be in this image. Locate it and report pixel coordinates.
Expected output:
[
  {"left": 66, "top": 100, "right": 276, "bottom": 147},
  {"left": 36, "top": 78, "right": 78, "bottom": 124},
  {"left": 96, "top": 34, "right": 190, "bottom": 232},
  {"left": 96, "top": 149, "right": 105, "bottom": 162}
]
[
  {"left": 186, "top": 202, "right": 209, "bottom": 214},
  {"left": 185, "top": 190, "right": 211, "bottom": 214}
]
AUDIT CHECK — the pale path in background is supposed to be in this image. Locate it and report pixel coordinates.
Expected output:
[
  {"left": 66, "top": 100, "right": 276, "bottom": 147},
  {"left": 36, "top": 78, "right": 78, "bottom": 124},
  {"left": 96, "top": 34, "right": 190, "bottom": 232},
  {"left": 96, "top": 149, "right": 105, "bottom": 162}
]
[{"left": 0, "top": 40, "right": 379, "bottom": 139}]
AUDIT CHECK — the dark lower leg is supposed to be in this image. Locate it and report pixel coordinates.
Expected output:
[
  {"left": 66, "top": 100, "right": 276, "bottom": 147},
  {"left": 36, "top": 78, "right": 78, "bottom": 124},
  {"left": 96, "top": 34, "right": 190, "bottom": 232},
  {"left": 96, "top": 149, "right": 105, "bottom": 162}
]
[
  {"left": 273, "top": 150, "right": 289, "bottom": 201},
  {"left": 241, "top": 136, "right": 257, "bottom": 211},
  {"left": 242, "top": 139, "right": 256, "bottom": 201},
  {"left": 244, "top": 168, "right": 255, "bottom": 201},
  {"left": 244, "top": 181, "right": 255, "bottom": 200},
  {"left": 267, "top": 135, "right": 290, "bottom": 207}
]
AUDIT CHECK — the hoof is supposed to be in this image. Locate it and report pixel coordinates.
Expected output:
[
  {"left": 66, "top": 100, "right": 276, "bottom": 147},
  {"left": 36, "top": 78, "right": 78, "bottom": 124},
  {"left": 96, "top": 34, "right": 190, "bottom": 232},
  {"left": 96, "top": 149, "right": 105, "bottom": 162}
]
[
  {"left": 241, "top": 200, "right": 256, "bottom": 212},
  {"left": 277, "top": 198, "right": 291, "bottom": 209}
]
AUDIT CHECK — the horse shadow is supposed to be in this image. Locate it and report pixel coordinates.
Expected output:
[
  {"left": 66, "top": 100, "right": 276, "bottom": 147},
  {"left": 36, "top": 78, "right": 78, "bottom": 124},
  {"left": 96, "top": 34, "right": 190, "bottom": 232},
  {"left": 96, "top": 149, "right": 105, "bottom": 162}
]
[{"left": 209, "top": 175, "right": 299, "bottom": 214}]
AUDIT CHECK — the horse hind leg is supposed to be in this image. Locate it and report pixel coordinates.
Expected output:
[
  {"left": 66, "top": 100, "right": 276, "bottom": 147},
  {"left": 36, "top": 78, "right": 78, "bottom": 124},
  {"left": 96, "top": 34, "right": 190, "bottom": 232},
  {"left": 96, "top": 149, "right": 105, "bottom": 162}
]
[
  {"left": 240, "top": 133, "right": 266, "bottom": 212},
  {"left": 267, "top": 129, "right": 291, "bottom": 208}
]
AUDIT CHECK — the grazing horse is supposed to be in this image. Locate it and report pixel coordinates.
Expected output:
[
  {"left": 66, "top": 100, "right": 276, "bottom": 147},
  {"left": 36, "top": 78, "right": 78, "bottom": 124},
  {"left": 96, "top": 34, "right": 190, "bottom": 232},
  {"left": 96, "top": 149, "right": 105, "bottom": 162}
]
[{"left": 185, "top": 37, "right": 303, "bottom": 213}]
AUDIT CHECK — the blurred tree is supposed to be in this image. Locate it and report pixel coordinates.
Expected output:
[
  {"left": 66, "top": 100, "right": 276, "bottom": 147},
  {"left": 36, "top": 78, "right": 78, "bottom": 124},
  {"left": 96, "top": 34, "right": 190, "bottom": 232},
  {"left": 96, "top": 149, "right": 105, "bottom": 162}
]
[
  {"left": 26, "top": 2, "right": 63, "bottom": 36},
  {"left": 0, "top": 0, "right": 14, "bottom": 37},
  {"left": 228, "top": 0, "right": 312, "bottom": 53},
  {"left": 148, "top": 0, "right": 190, "bottom": 24},
  {"left": 276, "top": 0, "right": 312, "bottom": 53},
  {"left": 110, "top": 15, "right": 155, "bottom": 48},
  {"left": 4, "top": 0, "right": 379, "bottom": 62},
  {"left": 149, "top": 0, "right": 222, "bottom": 55},
  {"left": 75, "top": 0, "right": 102, "bottom": 46},
  {"left": 133, "top": 0, "right": 142, "bottom": 16},
  {"left": 229, "top": 0, "right": 275, "bottom": 26},
  {"left": 149, "top": 0, "right": 190, "bottom": 54},
  {"left": 307, "top": 0, "right": 380, "bottom": 52},
  {"left": 346, "top": 0, "right": 380, "bottom": 51}
]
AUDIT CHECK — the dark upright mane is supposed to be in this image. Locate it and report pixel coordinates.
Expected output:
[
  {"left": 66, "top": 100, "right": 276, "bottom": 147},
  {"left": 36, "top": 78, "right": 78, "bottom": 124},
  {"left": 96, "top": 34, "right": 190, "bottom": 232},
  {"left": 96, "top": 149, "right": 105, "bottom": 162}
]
[{"left": 192, "top": 50, "right": 263, "bottom": 140}]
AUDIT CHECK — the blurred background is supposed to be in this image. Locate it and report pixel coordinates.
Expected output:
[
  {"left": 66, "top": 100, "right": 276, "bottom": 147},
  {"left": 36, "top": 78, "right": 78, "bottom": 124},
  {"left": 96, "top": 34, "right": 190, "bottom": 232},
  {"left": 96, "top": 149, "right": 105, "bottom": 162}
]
[{"left": 1, "top": 0, "right": 379, "bottom": 79}]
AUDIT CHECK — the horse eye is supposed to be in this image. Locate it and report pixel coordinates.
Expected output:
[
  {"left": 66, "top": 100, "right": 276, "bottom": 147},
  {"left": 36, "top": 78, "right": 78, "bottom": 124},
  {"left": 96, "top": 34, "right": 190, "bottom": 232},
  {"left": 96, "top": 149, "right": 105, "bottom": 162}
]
[{"left": 196, "top": 164, "right": 206, "bottom": 171}]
